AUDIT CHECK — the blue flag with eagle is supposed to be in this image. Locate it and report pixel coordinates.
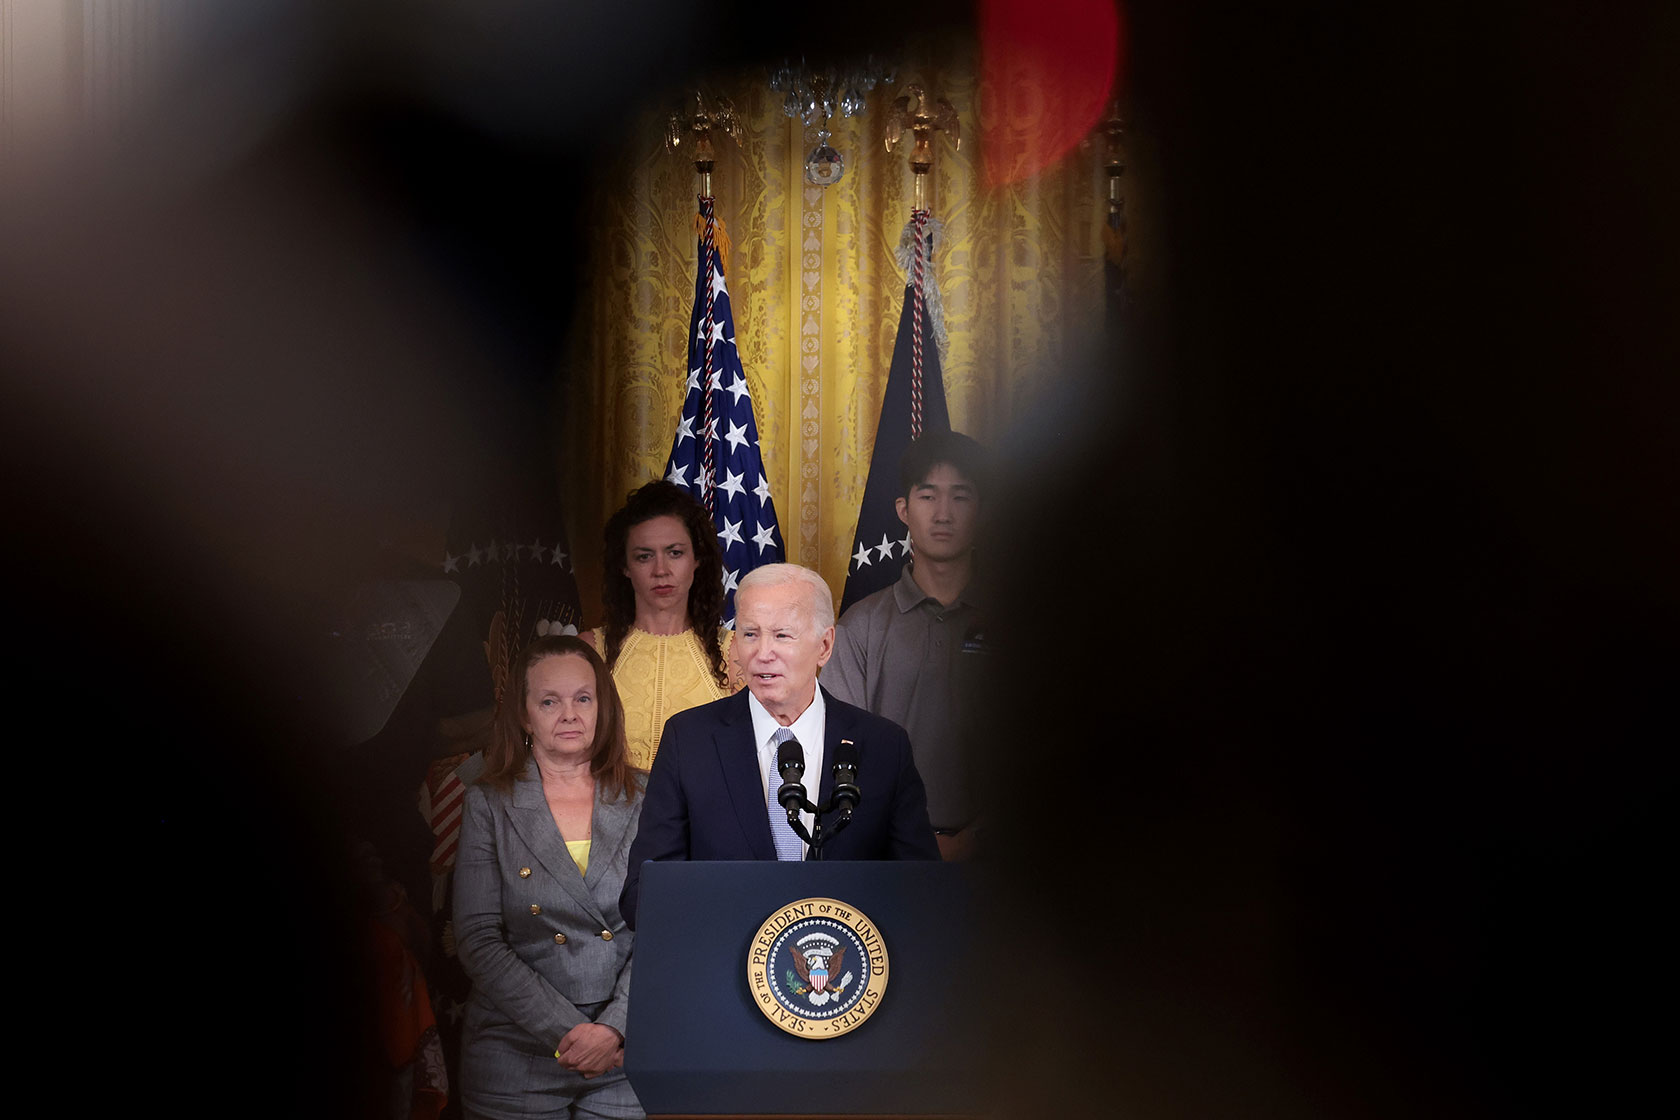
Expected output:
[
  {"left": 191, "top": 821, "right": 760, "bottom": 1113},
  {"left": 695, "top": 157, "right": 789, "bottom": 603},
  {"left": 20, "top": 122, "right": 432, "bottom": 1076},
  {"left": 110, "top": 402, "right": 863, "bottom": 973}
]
[
  {"left": 663, "top": 197, "right": 786, "bottom": 627},
  {"left": 839, "top": 212, "right": 952, "bottom": 614}
]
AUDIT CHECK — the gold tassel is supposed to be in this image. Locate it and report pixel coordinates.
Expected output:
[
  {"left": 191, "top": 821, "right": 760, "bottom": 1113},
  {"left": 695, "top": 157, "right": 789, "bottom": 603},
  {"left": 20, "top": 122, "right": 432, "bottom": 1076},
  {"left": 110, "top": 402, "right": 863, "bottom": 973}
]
[{"left": 695, "top": 212, "right": 733, "bottom": 280}]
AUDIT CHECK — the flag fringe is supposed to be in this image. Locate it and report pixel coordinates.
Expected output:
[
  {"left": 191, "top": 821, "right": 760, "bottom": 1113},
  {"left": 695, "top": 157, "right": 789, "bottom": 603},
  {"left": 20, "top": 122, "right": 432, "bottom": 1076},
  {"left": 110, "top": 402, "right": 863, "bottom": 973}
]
[
  {"left": 694, "top": 212, "right": 732, "bottom": 279},
  {"left": 895, "top": 216, "right": 949, "bottom": 367}
]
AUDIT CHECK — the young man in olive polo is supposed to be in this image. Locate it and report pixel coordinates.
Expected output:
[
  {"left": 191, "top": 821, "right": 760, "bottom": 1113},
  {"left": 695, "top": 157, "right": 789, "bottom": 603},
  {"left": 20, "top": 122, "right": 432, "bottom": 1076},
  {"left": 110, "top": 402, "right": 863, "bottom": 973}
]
[{"left": 822, "top": 430, "right": 989, "bottom": 860}]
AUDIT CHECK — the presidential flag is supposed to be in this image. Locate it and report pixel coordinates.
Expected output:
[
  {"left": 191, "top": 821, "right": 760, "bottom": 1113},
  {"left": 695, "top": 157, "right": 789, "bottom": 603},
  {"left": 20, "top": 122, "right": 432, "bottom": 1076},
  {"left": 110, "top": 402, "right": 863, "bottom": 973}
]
[
  {"left": 440, "top": 483, "right": 585, "bottom": 706},
  {"left": 664, "top": 196, "right": 786, "bottom": 626},
  {"left": 839, "top": 211, "right": 952, "bottom": 615}
]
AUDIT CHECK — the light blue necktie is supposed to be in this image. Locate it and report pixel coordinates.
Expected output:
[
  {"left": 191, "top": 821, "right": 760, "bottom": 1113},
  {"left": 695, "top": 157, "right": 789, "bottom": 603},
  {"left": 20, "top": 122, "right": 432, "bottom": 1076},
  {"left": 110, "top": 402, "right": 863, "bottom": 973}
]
[{"left": 766, "top": 727, "right": 804, "bottom": 861}]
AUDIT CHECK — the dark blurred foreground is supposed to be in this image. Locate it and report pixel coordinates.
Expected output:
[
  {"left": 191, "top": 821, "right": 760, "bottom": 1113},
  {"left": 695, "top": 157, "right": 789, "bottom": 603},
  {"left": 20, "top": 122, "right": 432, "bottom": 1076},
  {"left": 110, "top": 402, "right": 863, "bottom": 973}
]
[{"left": 2, "top": 2, "right": 1674, "bottom": 1115}]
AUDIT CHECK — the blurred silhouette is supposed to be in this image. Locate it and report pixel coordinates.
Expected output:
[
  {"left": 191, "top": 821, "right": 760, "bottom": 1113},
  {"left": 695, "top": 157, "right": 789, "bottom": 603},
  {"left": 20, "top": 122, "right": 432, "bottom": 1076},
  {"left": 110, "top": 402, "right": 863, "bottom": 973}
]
[{"left": 2, "top": 2, "right": 1673, "bottom": 1117}]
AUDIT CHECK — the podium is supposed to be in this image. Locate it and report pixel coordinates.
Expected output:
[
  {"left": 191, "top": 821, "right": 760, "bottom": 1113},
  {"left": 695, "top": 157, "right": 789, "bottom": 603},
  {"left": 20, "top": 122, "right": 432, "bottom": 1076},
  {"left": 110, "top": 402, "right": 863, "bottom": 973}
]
[{"left": 625, "top": 861, "right": 987, "bottom": 1118}]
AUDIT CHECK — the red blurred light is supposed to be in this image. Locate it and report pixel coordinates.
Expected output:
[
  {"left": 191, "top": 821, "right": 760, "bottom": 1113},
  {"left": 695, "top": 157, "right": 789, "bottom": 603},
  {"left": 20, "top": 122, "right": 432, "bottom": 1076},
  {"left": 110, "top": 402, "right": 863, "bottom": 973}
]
[{"left": 979, "top": 0, "right": 1124, "bottom": 186}]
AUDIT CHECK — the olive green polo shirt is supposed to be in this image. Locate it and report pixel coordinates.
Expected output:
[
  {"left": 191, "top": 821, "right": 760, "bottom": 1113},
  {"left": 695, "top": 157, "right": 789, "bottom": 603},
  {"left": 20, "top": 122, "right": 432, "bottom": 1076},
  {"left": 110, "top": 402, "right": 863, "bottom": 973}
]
[{"left": 822, "top": 565, "right": 986, "bottom": 832}]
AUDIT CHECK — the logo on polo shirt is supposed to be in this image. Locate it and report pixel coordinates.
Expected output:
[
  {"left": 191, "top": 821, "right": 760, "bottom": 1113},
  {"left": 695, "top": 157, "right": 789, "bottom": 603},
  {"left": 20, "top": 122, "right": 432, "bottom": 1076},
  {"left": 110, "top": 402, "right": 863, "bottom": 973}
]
[{"left": 746, "top": 897, "right": 889, "bottom": 1038}]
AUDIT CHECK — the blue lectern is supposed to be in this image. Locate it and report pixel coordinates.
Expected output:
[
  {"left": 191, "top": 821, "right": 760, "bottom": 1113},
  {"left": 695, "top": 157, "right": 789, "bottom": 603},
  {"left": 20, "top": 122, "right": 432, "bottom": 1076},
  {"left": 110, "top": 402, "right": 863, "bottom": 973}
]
[{"left": 625, "top": 861, "right": 987, "bottom": 1117}]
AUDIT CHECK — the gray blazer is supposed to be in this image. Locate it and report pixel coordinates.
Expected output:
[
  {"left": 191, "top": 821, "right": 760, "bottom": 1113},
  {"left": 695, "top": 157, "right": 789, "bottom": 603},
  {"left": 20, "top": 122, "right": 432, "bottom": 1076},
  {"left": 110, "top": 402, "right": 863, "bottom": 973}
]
[{"left": 454, "top": 758, "right": 643, "bottom": 1049}]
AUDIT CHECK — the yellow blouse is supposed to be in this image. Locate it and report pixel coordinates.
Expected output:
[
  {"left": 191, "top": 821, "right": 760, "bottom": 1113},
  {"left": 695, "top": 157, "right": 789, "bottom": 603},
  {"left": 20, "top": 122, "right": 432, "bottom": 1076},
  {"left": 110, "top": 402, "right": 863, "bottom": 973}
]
[
  {"left": 588, "top": 626, "right": 736, "bottom": 770},
  {"left": 565, "top": 838, "right": 591, "bottom": 876}
]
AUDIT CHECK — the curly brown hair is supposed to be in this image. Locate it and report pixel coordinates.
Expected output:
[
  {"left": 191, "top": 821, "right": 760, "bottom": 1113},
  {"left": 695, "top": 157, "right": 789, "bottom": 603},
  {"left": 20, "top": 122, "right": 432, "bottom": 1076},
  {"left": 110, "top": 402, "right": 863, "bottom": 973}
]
[
  {"left": 600, "top": 480, "right": 728, "bottom": 687},
  {"left": 480, "top": 635, "right": 639, "bottom": 802}
]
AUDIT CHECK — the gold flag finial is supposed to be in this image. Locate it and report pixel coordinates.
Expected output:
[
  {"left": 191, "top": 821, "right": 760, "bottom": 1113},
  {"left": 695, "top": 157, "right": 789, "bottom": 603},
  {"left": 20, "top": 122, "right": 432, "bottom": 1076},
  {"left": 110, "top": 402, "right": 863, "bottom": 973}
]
[
  {"left": 884, "top": 84, "right": 961, "bottom": 212},
  {"left": 666, "top": 91, "right": 742, "bottom": 197}
]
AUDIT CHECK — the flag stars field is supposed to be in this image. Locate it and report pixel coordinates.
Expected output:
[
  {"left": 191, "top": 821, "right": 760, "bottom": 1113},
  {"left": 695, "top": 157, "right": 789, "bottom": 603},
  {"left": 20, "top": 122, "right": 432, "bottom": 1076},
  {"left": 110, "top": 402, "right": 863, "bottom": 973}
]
[
  {"left": 442, "top": 540, "right": 571, "bottom": 575},
  {"left": 724, "top": 420, "right": 749, "bottom": 453},
  {"left": 663, "top": 200, "right": 787, "bottom": 625},
  {"left": 839, "top": 215, "right": 951, "bottom": 606}
]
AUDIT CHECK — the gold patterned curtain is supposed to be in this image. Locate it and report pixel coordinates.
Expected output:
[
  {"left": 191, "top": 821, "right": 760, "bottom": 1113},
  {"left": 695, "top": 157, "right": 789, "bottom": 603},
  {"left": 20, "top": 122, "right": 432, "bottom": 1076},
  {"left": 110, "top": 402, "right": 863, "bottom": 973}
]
[{"left": 562, "top": 36, "right": 1112, "bottom": 618}]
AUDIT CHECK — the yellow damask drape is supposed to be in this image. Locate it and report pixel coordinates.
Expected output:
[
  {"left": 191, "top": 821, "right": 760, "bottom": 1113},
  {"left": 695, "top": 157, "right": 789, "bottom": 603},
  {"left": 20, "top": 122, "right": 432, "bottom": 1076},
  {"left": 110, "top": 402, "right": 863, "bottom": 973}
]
[{"left": 562, "top": 39, "right": 1112, "bottom": 618}]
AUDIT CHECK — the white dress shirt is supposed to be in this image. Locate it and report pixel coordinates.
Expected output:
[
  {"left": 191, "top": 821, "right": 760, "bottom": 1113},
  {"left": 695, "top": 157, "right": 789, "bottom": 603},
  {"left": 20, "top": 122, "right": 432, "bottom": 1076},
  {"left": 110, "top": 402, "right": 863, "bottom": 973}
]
[{"left": 747, "top": 686, "right": 826, "bottom": 858}]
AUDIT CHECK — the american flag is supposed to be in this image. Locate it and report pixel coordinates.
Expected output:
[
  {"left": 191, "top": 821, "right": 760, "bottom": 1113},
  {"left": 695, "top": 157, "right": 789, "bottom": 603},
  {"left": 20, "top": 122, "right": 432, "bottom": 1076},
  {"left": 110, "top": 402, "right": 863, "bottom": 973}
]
[
  {"left": 839, "top": 211, "right": 951, "bottom": 614},
  {"left": 664, "top": 196, "right": 786, "bottom": 627}
]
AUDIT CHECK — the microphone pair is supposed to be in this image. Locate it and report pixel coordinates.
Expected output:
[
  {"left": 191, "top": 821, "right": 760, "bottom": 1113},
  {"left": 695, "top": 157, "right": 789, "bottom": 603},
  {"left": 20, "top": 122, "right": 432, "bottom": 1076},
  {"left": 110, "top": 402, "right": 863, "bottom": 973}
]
[{"left": 776, "top": 736, "right": 861, "bottom": 821}]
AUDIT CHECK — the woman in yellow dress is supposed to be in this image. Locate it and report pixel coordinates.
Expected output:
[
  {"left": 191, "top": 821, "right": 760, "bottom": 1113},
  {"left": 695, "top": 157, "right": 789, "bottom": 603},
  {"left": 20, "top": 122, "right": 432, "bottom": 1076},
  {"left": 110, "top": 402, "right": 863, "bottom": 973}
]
[{"left": 589, "top": 481, "right": 738, "bottom": 770}]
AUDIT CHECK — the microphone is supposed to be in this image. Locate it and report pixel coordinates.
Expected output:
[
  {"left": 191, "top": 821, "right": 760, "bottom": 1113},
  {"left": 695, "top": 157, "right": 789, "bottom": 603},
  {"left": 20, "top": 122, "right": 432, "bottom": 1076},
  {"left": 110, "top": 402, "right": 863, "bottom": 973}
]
[
  {"left": 829, "top": 740, "right": 861, "bottom": 823},
  {"left": 776, "top": 736, "right": 807, "bottom": 814}
]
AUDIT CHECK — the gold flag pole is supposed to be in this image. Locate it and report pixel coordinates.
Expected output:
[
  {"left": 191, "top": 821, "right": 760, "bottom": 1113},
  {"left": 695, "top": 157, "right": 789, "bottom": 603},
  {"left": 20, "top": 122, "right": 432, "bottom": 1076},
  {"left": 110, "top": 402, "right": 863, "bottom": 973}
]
[
  {"left": 883, "top": 85, "right": 960, "bottom": 440},
  {"left": 663, "top": 93, "right": 742, "bottom": 510},
  {"left": 1101, "top": 100, "right": 1127, "bottom": 265}
]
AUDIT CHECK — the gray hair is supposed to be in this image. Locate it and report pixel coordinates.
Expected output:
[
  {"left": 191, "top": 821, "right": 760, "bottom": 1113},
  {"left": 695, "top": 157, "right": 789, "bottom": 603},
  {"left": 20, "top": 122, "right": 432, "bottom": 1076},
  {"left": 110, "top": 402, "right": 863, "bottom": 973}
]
[{"left": 736, "top": 563, "right": 836, "bottom": 631}]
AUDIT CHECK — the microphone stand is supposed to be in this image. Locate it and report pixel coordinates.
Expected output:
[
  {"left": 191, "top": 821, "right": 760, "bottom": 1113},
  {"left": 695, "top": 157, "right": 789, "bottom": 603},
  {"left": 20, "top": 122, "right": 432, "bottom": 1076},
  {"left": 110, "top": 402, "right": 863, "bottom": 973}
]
[
  {"left": 785, "top": 792, "right": 857, "bottom": 862},
  {"left": 781, "top": 795, "right": 818, "bottom": 854}
]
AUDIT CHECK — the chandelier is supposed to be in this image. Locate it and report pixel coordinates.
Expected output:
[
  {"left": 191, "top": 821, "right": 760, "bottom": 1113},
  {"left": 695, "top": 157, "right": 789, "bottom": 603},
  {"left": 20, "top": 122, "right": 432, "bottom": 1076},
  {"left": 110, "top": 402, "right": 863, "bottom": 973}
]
[{"left": 769, "top": 58, "right": 895, "bottom": 186}]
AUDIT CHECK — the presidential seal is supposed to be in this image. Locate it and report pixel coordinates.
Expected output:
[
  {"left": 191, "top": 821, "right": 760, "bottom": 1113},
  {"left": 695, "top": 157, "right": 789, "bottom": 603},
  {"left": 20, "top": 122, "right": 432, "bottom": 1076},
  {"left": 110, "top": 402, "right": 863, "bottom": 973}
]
[{"left": 746, "top": 897, "right": 889, "bottom": 1038}]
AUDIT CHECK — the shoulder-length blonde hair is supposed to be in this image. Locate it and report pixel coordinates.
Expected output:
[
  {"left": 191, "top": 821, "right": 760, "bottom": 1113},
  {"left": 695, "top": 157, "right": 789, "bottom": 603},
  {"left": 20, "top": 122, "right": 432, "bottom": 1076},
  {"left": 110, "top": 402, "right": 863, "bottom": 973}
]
[{"left": 480, "top": 635, "right": 638, "bottom": 801}]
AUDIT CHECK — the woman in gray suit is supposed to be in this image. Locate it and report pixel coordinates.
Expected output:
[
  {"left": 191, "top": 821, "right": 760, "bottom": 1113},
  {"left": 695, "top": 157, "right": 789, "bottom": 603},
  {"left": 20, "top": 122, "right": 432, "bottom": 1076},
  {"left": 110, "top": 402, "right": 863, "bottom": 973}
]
[{"left": 455, "top": 634, "right": 646, "bottom": 1120}]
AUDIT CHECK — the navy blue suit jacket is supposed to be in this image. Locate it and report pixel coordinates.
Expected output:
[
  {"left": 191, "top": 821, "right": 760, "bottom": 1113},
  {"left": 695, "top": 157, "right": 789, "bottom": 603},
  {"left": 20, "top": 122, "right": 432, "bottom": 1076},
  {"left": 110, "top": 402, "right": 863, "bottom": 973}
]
[{"left": 619, "top": 686, "right": 940, "bottom": 928}]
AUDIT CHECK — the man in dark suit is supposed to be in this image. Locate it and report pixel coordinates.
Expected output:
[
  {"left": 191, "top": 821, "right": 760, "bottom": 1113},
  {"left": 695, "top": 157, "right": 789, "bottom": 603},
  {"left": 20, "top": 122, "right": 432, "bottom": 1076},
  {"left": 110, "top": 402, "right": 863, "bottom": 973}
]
[{"left": 620, "top": 563, "right": 940, "bottom": 928}]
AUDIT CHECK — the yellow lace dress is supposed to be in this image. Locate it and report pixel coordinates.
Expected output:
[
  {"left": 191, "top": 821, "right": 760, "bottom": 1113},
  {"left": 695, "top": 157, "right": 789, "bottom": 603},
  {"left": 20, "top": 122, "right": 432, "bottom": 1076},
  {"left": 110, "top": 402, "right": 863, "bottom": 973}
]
[{"left": 588, "top": 626, "right": 736, "bottom": 771}]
